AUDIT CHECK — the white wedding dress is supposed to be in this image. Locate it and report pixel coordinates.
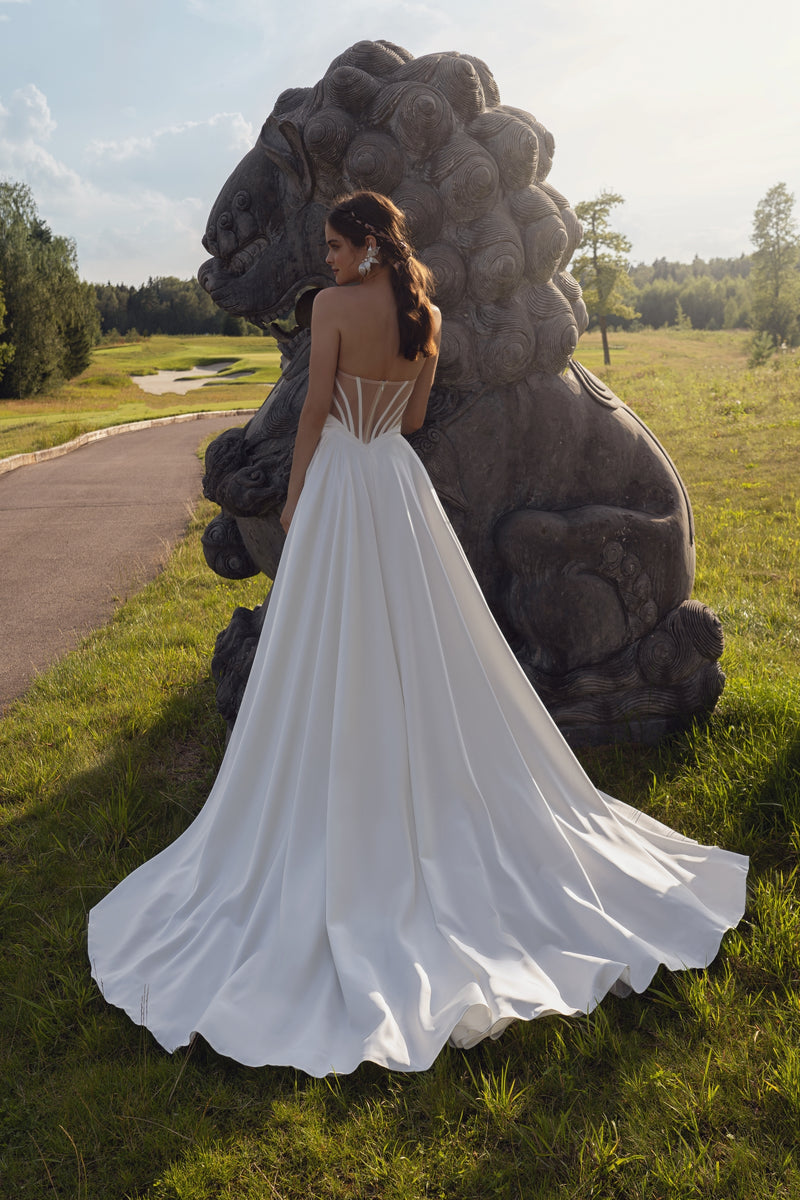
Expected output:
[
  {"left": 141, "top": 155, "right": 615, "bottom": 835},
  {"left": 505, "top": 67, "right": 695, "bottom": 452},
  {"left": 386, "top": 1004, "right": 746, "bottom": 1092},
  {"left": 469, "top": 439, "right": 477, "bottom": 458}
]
[{"left": 88, "top": 368, "right": 748, "bottom": 1076}]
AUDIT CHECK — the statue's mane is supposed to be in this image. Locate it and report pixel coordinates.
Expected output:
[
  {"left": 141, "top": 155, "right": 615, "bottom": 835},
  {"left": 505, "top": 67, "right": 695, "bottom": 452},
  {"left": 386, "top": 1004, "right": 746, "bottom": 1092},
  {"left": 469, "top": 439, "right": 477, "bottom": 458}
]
[{"left": 264, "top": 40, "right": 588, "bottom": 384}]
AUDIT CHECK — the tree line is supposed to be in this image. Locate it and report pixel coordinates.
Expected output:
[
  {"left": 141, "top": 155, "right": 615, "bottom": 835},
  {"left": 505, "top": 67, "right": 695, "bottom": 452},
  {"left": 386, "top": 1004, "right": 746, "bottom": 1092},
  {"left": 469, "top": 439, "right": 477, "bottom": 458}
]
[
  {"left": 93, "top": 278, "right": 262, "bottom": 341},
  {"left": 572, "top": 183, "right": 799, "bottom": 363},
  {"left": 626, "top": 258, "right": 752, "bottom": 332}
]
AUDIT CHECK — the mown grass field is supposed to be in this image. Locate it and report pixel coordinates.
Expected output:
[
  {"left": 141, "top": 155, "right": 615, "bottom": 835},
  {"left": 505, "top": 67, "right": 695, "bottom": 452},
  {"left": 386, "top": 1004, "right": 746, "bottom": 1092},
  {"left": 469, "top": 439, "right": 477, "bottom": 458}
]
[
  {"left": 0, "top": 335, "right": 281, "bottom": 460},
  {"left": 1, "top": 329, "right": 799, "bottom": 1198}
]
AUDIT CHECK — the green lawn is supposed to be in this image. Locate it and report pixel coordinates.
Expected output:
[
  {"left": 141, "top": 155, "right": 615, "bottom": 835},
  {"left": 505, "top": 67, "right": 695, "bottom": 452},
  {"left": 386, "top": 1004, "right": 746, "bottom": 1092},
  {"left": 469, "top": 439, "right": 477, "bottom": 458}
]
[
  {"left": 0, "top": 335, "right": 281, "bottom": 460},
  {"left": 1, "top": 329, "right": 799, "bottom": 1198}
]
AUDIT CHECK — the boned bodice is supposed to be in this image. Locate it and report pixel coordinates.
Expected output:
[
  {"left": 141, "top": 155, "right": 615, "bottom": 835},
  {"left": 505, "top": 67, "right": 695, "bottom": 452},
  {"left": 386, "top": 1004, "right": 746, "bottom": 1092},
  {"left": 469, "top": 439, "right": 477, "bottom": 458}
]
[{"left": 330, "top": 369, "right": 414, "bottom": 442}]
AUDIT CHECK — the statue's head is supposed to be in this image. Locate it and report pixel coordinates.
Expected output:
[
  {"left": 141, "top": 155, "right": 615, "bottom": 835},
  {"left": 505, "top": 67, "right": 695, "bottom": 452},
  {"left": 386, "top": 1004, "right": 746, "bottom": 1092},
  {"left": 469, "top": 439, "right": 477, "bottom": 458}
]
[{"left": 199, "top": 40, "right": 588, "bottom": 385}]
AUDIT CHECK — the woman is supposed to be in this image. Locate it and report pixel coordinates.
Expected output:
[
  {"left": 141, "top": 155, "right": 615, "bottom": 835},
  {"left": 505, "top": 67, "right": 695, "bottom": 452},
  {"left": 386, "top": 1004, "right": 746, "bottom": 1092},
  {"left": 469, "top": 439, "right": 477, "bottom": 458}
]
[{"left": 89, "top": 191, "right": 747, "bottom": 1076}]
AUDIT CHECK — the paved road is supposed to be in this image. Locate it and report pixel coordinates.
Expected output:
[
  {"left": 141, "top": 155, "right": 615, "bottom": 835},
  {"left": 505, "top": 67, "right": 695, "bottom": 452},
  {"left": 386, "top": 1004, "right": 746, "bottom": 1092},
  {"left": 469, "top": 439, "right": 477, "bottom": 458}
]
[{"left": 0, "top": 415, "right": 246, "bottom": 713}]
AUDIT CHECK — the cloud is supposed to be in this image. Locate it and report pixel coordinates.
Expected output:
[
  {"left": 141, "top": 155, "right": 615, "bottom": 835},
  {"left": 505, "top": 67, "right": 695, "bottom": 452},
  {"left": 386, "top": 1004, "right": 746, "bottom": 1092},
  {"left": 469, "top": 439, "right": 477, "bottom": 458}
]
[
  {"left": 86, "top": 113, "right": 253, "bottom": 164},
  {"left": 0, "top": 84, "right": 56, "bottom": 141},
  {"left": 1, "top": 139, "right": 209, "bottom": 282},
  {"left": 84, "top": 111, "right": 255, "bottom": 198},
  {"left": 0, "top": 86, "right": 234, "bottom": 282},
  {"left": 77, "top": 190, "right": 210, "bottom": 285}
]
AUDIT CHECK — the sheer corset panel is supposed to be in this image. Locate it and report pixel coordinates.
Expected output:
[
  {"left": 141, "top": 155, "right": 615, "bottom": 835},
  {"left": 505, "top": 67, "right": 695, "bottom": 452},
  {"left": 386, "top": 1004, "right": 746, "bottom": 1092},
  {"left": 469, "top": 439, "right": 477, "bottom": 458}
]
[{"left": 331, "top": 369, "right": 416, "bottom": 443}]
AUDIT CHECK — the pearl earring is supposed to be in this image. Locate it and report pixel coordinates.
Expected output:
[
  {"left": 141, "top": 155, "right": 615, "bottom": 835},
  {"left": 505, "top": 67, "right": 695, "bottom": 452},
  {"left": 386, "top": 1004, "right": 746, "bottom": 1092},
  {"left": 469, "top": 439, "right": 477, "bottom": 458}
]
[{"left": 358, "top": 244, "right": 379, "bottom": 278}]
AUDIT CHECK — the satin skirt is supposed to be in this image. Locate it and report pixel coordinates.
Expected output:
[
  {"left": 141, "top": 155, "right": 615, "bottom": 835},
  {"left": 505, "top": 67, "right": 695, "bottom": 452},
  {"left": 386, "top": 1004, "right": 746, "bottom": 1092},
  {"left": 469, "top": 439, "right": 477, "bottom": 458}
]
[{"left": 88, "top": 417, "right": 748, "bottom": 1075}]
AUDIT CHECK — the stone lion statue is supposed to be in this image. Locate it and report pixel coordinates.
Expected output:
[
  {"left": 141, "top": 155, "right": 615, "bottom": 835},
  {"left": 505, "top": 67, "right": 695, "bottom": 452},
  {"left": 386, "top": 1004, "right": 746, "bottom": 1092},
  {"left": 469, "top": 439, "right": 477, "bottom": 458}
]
[{"left": 198, "top": 39, "right": 724, "bottom": 744}]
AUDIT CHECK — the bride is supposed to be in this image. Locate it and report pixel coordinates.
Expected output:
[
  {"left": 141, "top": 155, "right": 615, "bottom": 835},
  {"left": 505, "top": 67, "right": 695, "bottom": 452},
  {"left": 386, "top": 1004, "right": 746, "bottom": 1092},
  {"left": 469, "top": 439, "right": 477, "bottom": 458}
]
[{"left": 88, "top": 191, "right": 748, "bottom": 1077}]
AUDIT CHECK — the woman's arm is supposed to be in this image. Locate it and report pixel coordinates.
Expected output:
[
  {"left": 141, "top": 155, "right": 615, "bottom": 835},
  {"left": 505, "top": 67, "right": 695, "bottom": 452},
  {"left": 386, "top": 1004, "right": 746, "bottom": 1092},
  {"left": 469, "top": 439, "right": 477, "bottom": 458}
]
[
  {"left": 280, "top": 291, "right": 340, "bottom": 532},
  {"left": 400, "top": 308, "right": 442, "bottom": 435}
]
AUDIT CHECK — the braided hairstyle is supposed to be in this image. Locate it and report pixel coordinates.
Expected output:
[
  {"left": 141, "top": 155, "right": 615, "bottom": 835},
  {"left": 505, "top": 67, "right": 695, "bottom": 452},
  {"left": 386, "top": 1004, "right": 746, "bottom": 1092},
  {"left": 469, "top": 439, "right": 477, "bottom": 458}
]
[{"left": 327, "top": 191, "right": 438, "bottom": 361}]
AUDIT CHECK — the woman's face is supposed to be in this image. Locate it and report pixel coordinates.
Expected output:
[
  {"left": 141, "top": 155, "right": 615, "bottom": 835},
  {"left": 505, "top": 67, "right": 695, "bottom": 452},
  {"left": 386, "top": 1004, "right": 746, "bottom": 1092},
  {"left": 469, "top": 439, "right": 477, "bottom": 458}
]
[{"left": 324, "top": 221, "right": 364, "bottom": 286}]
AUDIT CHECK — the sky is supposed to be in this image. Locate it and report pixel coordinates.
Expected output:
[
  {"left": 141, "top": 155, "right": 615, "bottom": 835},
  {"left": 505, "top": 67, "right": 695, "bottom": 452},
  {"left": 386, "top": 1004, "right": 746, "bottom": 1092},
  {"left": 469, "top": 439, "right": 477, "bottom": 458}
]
[{"left": 1, "top": 0, "right": 798, "bottom": 285}]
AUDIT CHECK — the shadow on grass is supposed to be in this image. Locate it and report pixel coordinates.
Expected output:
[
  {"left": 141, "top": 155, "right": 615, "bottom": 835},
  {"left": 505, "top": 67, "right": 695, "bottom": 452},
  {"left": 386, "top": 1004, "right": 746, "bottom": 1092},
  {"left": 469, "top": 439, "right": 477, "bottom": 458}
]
[{"left": 2, "top": 675, "right": 799, "bottom": 1197}]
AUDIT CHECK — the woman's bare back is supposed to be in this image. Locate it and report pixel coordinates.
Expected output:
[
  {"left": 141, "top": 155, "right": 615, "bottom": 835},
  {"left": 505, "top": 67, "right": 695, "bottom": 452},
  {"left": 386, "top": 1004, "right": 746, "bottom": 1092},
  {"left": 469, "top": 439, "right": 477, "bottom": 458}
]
[{"left": 331, "top": 277, "right": 438, "bottom": 383}]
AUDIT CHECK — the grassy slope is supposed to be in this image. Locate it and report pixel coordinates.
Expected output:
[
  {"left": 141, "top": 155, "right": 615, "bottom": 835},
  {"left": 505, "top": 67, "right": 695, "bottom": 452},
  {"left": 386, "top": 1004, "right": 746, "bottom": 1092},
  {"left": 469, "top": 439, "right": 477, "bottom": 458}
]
[
  {"left": 1, "top": 330, "right": 799, "bottom": 1199},
  {"left": 0, "top": 336, "right": 281, "bottom": 460}
]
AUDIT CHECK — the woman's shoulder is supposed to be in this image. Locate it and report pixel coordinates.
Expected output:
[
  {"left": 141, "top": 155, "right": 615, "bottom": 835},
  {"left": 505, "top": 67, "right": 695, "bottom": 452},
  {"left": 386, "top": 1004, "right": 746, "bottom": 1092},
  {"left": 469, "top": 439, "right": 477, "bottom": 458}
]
[
  {"left": 312, "top": 285, "right": 344, "bottom": 314},
  {"left": 310, "top": 287, "right": 351, "bottom": 339},
  {"left": 312, "top": 284, "right": 368, "bottom": 322}
]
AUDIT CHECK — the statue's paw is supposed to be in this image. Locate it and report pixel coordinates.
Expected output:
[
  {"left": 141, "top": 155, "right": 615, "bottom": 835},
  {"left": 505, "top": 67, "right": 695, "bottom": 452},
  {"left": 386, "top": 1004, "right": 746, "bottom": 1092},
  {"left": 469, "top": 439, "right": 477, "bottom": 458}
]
[
  {"left": 529, "top": 599, "right": 726, "bottom": 745},
  {"left": 506, "top": 563, "right": 629, "bottom": 675},
  {"left": 212, "top": 600, "right": 270, "bottom": 726},
  {"left": 201, "top": 513, "right": 259, "bottom": 580},
  {"left": 203, "top": 427, "right": 249, "bottom": 503},
  {"left": 637, "top": 600, "right": 725, "bottom": 701},
  {"left": 219, "top": 465, "right": 284, "bottom": 518},
  {"left": 495, "top": 508, "right": 658, "bottom": 674}
]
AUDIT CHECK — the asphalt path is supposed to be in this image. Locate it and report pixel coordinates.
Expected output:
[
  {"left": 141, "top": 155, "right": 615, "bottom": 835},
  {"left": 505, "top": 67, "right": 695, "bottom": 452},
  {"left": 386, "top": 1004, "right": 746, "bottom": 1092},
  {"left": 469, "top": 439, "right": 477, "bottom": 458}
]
[{"left": 0, "top": 415, "right": 246, "bottom": 713}]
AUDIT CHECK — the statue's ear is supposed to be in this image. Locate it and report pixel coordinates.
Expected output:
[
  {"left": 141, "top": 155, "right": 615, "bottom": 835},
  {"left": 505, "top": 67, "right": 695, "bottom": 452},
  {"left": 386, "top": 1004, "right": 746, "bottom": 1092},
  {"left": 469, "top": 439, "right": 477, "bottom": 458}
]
[{"left": 259, "top": 117, "right": 314, "bottom": 200}]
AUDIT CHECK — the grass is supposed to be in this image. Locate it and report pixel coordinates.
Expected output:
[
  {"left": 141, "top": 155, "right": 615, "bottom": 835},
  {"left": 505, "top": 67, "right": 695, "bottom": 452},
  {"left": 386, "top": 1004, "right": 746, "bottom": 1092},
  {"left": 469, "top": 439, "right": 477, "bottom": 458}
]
[
  {"left": 0, "top": 335, "right": 281, "bottom": 460},
  {"left": 1, "top": 328, "right": 800, "bottom": 1197},
  {"left": 576, "top": 329, "right": 800, "bottom": 682}
]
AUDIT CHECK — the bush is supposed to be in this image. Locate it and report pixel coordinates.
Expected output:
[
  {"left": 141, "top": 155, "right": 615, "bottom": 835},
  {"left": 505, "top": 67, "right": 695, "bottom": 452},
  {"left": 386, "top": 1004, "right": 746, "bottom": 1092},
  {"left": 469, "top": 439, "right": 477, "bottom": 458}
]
[{"left": 747, "top": 331, "right": 775, "bottom": 368}]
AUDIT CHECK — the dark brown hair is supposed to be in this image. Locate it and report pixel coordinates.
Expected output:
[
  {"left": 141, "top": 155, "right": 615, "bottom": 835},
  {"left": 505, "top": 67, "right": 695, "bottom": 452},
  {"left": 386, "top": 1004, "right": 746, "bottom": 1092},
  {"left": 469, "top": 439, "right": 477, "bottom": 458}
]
[{"left": 327, "top": 191, "right": 437, "bottom": 361}]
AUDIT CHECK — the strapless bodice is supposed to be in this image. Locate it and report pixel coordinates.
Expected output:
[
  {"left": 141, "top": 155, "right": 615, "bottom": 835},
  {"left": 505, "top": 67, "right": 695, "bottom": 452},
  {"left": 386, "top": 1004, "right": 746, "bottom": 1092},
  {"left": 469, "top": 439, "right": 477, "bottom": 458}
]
[{"left": 329, "top": 369, "right": 415, "bottom": 443}]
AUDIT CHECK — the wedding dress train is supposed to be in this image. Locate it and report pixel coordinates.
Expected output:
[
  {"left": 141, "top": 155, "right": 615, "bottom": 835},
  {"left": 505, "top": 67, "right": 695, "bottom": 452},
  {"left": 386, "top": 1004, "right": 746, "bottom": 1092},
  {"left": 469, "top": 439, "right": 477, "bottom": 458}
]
[{"left": 88, "top": 369, "right": 748, "bottom": 1076}]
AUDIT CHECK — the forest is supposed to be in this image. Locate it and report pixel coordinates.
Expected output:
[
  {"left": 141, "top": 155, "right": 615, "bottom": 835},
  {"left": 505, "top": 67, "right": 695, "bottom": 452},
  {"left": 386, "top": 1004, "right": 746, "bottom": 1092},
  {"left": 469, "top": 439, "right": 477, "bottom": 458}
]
[
  {"left": 623, "top": 255, "right": 752, "bottom": 331},
  {"left": 92, "top": 276, "right": 263, "bottom": 341}
]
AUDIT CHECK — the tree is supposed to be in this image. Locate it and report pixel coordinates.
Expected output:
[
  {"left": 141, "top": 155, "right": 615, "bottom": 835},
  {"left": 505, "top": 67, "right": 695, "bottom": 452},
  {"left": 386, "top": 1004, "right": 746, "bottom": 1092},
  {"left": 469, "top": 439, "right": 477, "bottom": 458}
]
[
  {"left": 62, "top": 312, "right": 95, "bottom": 377},
  {"left": 0, "top": 274, "right": 14, "bottom": 384},
  {"left": 0, "top": 180, "right": 100, "bottom": 398},
  {"left": 571, "top": 191, "right": 638, "bottom": 365},
  {"left": 750, "top": 182, "right": 799, "bottom": 346}
]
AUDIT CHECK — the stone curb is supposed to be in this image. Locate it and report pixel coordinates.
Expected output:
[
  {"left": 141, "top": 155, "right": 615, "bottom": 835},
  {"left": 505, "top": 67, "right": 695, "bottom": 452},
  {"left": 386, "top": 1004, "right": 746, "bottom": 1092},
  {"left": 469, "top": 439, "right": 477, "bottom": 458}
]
[{"left": 0, "top": 408, "right": 258, "bottom": 477}]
